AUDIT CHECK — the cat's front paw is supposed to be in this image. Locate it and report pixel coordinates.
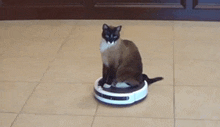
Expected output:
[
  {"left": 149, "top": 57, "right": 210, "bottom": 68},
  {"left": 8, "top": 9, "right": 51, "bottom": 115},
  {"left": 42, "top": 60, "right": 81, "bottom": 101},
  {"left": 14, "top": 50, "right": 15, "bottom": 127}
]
[{"left": 111, "top": 80, "right": 117, "bottom": 87}]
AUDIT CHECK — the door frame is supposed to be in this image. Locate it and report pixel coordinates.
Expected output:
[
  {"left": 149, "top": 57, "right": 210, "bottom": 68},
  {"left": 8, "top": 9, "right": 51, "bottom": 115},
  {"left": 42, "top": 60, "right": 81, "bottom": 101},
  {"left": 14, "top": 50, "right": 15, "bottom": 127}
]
[{"left": 0, "top": 0, "right": 220, "bottom": 21}]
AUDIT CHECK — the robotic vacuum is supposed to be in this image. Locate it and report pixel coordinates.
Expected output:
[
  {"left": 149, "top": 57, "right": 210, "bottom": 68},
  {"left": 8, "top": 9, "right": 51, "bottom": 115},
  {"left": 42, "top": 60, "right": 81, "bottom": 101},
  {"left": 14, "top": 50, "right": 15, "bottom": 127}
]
[{"left": 94, "top": 77, "right": 148, "bottom": 106}]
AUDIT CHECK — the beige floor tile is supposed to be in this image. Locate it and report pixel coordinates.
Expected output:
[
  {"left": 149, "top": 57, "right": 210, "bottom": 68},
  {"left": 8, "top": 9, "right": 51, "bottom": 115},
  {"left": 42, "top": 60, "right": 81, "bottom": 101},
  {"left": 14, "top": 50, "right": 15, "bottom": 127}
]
[
  {"left": 137, "top": 40, "right": 173, "bottom": 60},
  {"left": 175, "top": 59, "right": 220, "bottom": 86},
  {"left": 0, "top": 57, "right": 50, "bottom": 82},
  {"left": 0, "top": 113, "right": 17, "bottom": 127},
  {"left": 41, "top": 25, "right": 102, "bottom": 83},
  {"left": 41, "top": 56, "right": 102, "bottom": 83},
  {"left": 175, "top": 86, "right": 220, "bottom": 120},
  {"left": 92, "top": 116, "right": 174, "bottom": 127},
  {"left": 47, "top": 25, "right": 103, "bottom": 83},
  {"left": 96, "top": 86, "right": 173, "bottom": 118},
  {"left": 0, "top": 20, "right": 75, "bottom": 58},
  {"left": 1, "top": 39, "right": 64, "bottom": 60},
  {"left": 22, "top": 82, "right": 98, "bottom": 115},
  {"left": 12, "top": 114, "right": 93, "bottom": 127},
  {"left": 174, "top": 21, "right": 220, "bottom": 42},
  {"left": 123, "top": 22, "right": 173, "bottom": 42},
  {"left": 176, "top": 119, "right": 220, "bottom": 127},
  {"left": 57, "top": 25, "right": 101, "bottom": 58},
  {"left": 0, "top": 82, "right": 37, "bottom": 113},
  {"left": 175, "top": 40, "right": 220, "bottom": 61},
  {"left": 0, "top": 42, "right": 5, "bottom": 55},
  {"left": 143, "top": 59, "right": 173, "bottom": 86},
  {"left": 0, "top": 20, "right": 74, "bottom": 41}
]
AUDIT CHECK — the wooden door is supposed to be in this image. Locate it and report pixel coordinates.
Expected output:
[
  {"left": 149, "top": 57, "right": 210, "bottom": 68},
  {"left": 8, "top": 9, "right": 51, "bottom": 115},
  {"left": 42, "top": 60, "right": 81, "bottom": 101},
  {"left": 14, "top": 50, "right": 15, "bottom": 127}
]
[{"left": 0, "top": 0, "right": 220, "bottom": 21}]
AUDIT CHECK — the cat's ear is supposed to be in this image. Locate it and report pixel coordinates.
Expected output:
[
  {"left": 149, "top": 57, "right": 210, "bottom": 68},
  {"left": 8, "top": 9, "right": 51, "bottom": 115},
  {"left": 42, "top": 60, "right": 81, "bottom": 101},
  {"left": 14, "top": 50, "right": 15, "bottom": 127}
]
[
  {"left": 103, "top": 24, "right": 109, "bottom": 30},
  {"left": 116, "top": 25, "right": 122, "bottom": 32}
]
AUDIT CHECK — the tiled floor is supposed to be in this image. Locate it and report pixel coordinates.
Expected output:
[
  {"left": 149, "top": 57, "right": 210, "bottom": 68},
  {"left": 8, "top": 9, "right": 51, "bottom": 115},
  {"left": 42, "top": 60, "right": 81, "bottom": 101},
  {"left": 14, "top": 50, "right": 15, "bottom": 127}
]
[{"left": 0, "top": 20, "right": 220, "bottom": 127}]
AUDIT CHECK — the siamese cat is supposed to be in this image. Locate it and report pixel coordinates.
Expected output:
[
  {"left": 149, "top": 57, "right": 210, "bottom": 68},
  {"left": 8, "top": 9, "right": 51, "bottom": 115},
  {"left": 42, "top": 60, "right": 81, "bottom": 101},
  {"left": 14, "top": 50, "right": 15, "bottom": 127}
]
[{"left": 98, "top": 24, "right": 163, "bottom": 88}]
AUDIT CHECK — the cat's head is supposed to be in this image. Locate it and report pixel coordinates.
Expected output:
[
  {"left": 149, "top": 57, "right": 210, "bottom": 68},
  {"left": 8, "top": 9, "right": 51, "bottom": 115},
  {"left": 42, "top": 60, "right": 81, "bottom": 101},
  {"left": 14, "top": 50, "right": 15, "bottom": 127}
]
[{"left": 102, "top": 24, "right": 122, "bottom": 44}]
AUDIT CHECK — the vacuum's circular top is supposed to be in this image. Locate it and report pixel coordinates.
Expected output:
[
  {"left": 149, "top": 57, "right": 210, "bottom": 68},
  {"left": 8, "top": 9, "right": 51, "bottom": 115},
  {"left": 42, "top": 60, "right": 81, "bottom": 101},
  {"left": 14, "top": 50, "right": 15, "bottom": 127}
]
[
  {"left": 101, "top": 81, "right": 145, "bottom": 93},
  {"left": 94, "top": 77, "right": 148, "bottom": 106}
]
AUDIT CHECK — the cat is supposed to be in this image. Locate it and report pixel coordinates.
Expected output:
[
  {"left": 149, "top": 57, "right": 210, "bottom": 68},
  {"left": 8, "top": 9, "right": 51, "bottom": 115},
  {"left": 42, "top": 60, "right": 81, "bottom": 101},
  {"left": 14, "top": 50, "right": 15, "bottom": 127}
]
[{"left": 98, "top": 24, "right": 163, "bottom": 88}]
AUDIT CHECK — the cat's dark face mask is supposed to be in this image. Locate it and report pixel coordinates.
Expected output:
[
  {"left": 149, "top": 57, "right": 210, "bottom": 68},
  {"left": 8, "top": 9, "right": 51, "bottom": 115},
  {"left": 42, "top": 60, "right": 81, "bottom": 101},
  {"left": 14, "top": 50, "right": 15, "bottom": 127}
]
[{"left": 102, "top": 24, "right": 122, "bottom": 44}]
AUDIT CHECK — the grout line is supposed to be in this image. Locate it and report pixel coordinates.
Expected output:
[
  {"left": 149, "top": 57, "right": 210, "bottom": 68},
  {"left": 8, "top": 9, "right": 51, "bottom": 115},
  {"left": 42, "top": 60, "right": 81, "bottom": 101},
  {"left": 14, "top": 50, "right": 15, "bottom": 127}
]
[
  {"left": 91, "top": 115, "right": 174, "bottom": 120},
  {"left": 90, "top": 103, "right": 99, "bottom": 127},
  {"left": 94, "top": 115, "right": 220, "bottom": 121},
  {"left": 0, "top": 80, "right": 40, "bottom": 83},
  {"left": 174, "top": 85, "right": 220, "bottom": 88},
  {"left": 90, "top": 116, "right": 96, "bottom": 127},
  {"left": 189, "top": 58, "right": 220, "bottom": 63},
  {"left": 0, "top": 112, "right": 18, "bottom": 114},
  {"left": 19, "top": 112, "right": 94, "bottom": 117},
  {"left": 175, "top": 118, "right": 220, "bottom": 121},
  {"left": 8, "top": 111, "right": 220, "bottom": 121},
  {"left": 38, "top": 25, "right": 77, "bottom": 82},
  {"left": 15, "top": 111, "right": 175, "bottom": 120},
  {"left": 10, "top": 82, "right": 41, "bottom": 127},
  {"left": 48, "top": 25, "right": 77, "bottom": 64},
  {"left": 172, "top": 21, "right": 176, "bottom": 127}
]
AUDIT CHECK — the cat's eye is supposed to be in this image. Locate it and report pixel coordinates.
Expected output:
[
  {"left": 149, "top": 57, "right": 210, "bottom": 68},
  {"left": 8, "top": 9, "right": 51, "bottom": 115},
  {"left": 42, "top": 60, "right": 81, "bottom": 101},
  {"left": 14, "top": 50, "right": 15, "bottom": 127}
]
[
  {"left": 113, "top": 36, "right": 118, "bottom": 38},
  {"left": 105, "top": 35, "right": 109, "bottom": 38}
]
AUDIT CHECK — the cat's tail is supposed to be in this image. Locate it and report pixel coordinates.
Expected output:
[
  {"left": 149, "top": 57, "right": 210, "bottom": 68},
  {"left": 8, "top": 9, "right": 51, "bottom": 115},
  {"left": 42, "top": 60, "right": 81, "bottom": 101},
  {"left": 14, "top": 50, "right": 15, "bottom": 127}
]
[{"left": 142, "top": 74, "right": 163, "bottom": 85}]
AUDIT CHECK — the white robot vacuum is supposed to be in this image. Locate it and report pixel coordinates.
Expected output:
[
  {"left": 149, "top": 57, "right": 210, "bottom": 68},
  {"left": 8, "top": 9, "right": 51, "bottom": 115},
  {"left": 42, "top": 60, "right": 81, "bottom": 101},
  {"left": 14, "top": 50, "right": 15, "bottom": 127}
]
[{"left": 94, "top": 77, "right": 148, "bottom": 106}]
